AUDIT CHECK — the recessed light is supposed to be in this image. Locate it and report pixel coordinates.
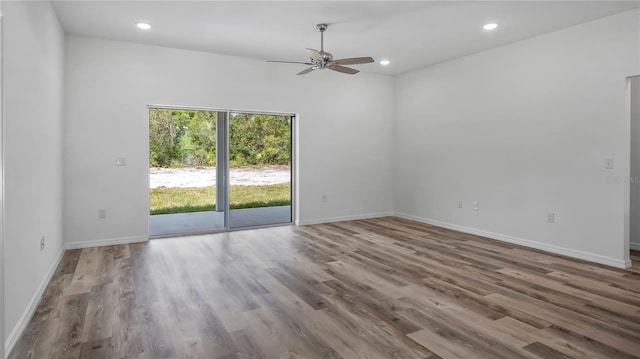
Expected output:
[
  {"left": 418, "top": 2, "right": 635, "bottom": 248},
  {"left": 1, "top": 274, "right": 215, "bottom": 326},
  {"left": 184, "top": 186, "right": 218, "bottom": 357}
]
[
  {"left": 483, "top": 23, "right": 498, "bottom": 30},
  {"left": 136, "top": 22, "right": 152, "bottom": 30},
  {"left": 380, "top": 60, "right": 390, "bottom": 66}
]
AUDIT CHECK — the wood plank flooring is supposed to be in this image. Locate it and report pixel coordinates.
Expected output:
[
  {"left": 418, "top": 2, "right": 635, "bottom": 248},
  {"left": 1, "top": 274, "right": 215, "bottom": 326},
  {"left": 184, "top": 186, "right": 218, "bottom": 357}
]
[{"left": 8, "top": 217, "right": 640, "bottom": 358}]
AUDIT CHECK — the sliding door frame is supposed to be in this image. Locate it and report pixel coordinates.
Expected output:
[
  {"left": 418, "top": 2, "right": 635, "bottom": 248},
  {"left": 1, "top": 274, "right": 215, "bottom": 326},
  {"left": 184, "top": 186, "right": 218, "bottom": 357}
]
[{"left": 147, "top": 105, "right": 296, "bottom": 236}]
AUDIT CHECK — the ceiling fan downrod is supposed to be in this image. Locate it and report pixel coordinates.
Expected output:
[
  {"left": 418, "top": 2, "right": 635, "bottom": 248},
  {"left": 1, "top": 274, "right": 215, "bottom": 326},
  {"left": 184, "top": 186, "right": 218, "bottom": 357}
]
[{"left": 316, "top": 23, "right": 327, "bottom": 53}]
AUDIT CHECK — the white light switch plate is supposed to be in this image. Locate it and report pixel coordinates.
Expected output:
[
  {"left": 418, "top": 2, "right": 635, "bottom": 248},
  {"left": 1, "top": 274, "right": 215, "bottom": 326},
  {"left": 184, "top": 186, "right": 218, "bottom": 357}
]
[{"left": 116, "top": 157, "right": 127, "bottom": 166}]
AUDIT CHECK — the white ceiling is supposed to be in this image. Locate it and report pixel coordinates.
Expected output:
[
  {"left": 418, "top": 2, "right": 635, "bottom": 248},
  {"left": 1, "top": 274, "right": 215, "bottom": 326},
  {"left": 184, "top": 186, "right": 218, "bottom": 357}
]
[{"left": 51, "top": 1, "right": 639, "bottom": 75}]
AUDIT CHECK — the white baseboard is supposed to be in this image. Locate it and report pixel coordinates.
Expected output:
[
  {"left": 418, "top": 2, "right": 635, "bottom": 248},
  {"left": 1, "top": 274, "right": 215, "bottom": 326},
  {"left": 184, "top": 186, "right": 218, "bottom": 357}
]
[
  {"left": 631, "top": 242, "right": 640, "bottom": 251},
  {"left": 5, "top": 248, "right": 65, "bottom": 356},
  {"left": 65, "top": 235, "right": 148, "bottom": 250},
  {"left": 394, "top": 212, "right": 630, "bottom": 269},
  {"left": 297, "top": 212, "right": 394, "bottom": 226}
]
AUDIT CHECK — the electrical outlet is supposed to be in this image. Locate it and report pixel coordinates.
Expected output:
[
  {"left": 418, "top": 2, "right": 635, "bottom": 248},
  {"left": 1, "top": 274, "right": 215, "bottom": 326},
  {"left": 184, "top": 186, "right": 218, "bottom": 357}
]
[
  {"left": 98, "top": 209, "right": 107, "bottom": 219},
  {"left": 473, "top": 202, "right": 479, "bottom": 211},
  {"left": 40, "top": 236, "right": 45, "bottom": 251},
  {"left": 321, "top": 195, "right": 327, "bottom": 203},
  {"left": 547, "top": 213, "right": 555, "bottom": 223},
  {"left": 604, "top": 157, "right": 614, "bottom": 169},
  {"left": 116, "top": 157, "right": 127, "bottom": 166},
  {"left": 457, "top": 201, "right": 463, "bottom": 208}
]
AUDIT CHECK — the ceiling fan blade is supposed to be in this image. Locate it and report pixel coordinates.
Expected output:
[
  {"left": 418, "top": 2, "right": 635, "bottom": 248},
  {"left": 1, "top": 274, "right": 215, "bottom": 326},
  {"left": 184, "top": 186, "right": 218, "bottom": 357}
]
[
  {"left": 297, "top": 67, "right": 316, "bottom": 75},
  {"left": 267, "top": 60, "right": 314, "bottom": 65},
  {"left": 328, "top": 64, "right": 359, "bottom": 75},
  {"left": 306, "top": 48, "right": 323, "bottom": 62},
  {"left": 330, "top": 57, "right": 374, "bottom": 65}
]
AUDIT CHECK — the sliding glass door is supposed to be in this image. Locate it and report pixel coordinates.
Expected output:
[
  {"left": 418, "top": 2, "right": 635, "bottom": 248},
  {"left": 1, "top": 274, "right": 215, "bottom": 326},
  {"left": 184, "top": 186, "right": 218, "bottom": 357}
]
[{"left": 149, "top": 108, "right": 293, "bottom": 237}]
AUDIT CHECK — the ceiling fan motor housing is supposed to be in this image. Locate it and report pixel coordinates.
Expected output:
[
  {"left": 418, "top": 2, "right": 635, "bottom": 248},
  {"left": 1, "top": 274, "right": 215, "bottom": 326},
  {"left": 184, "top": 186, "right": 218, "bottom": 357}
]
[{"left": 321, "top": 52, "right": 333, "bottom": 62}]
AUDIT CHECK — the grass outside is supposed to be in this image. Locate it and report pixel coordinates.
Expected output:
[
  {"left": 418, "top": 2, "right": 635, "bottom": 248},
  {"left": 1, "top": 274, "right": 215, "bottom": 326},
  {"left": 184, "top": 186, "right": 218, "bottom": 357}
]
[{"left": 150, "top": 183, "right": 291, "bottom": 215}]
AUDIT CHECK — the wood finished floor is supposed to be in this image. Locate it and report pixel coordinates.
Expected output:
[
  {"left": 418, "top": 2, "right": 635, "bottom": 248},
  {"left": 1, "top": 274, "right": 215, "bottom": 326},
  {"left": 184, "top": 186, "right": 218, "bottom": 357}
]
[{"left": 9, "top": 217, "right": 640, "bottom": 359}]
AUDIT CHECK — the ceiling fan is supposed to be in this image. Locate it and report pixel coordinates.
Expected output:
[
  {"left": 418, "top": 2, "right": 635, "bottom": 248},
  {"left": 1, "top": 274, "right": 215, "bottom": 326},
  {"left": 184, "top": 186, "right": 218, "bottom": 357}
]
[{"left": 267, "top": 24, "right": 374, "bottom": 75}]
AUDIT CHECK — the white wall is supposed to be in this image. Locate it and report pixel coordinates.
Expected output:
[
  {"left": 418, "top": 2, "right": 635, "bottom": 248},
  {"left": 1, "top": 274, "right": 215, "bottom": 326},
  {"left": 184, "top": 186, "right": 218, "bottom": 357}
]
[
  {"left": 394, "top": 9, "right": 640, "bottom": 268},
  {"left": 0, "top": 8, "right": 5, "bottom": 359},
  {"left": 631, "top": 77, "right": 640, "bottom": 250},
  {"left": 63, "top": 36, "right": 394, "bottom": 246},
  {"left": 3, "top": 0, "right": 65, "bottom": 348}
]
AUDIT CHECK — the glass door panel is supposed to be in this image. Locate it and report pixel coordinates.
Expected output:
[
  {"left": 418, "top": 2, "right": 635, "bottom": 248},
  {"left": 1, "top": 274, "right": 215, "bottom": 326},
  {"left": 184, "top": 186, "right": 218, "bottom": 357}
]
[
  {"left": 149, "top": 108, "right": 226, "bottom": 237},
  {"left": 228, "top": 112, "right": 293, "bottom": 228}
]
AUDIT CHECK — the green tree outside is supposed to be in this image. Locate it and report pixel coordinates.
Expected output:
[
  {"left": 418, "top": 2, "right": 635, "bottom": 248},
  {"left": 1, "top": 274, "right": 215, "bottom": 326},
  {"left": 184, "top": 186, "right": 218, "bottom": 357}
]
[{"left": 149, "top": 108, "right": 291, "bottom": 168}]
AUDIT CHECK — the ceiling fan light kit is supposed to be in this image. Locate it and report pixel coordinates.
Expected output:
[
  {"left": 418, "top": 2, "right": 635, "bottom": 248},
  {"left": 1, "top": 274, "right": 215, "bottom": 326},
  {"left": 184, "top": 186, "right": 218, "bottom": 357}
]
[{"left": 267, "top": 23, "right": 374, "bottom": 76}]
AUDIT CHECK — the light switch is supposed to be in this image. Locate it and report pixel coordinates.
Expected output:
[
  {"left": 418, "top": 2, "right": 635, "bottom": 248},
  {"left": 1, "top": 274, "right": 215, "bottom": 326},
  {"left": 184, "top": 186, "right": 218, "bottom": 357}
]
[
  {"left": 116, "top": 157, "right": 127, "bottom": 166},
  {"left": 604, "top": 157, "right": 614, "bottom": 170}
]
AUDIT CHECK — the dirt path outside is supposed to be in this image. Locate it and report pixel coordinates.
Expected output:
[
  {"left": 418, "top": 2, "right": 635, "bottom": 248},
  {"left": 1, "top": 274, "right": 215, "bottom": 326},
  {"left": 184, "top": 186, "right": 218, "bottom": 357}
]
[{"left": 150, "top": 166, "right": 290, "bottom": 188}]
